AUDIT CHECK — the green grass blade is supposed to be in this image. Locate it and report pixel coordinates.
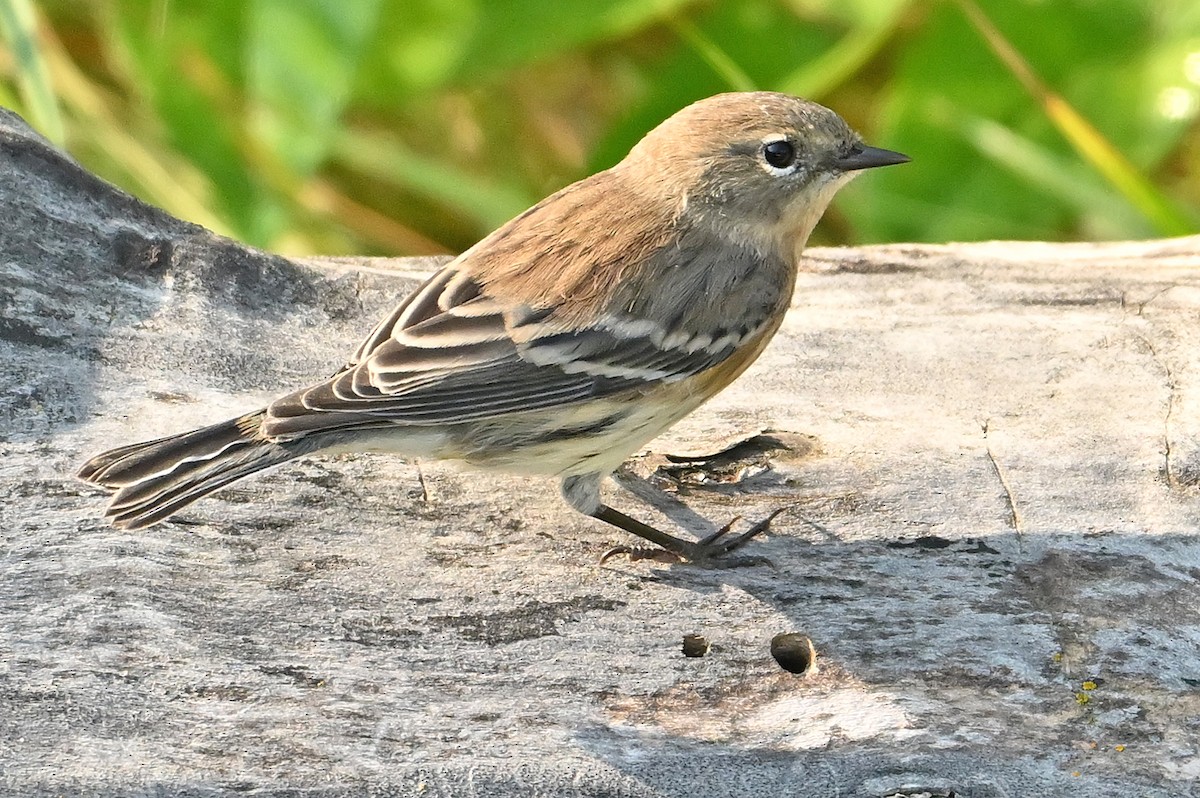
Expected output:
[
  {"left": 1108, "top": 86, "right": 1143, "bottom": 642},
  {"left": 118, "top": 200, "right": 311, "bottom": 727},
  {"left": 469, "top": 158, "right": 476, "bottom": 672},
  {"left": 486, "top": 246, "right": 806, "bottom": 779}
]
[
  {"left": 777, "top": 2, "right": 911, "bottom": 99},
  {"left": 665, "top": 14, "right": 756, "bottom": 92},
  {"left": 956, "top": 112, "right": 1147, "bottom": 236},
  {"left": 0, "top": 0, "right": 64, "bottom": 143},
  {"left": 332, "top": 127, "right": 536, "bottom": 233},
  {"left": 955, "top": 0, "right": 1197, "bottom": 236}
]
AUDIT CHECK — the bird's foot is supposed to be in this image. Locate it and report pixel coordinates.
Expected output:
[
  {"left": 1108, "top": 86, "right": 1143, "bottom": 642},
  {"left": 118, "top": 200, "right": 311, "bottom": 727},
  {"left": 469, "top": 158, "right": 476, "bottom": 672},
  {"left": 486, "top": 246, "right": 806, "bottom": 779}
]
[{"left": 599, "top": 506, "right": 789, "bottom": 567}]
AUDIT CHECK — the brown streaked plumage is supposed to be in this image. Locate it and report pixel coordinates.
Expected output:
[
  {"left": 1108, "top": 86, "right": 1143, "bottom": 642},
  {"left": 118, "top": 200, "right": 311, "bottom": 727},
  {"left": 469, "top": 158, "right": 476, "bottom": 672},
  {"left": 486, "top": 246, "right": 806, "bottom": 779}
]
[{"left": 78, "top": 91, "right": 909, "bottom": 560}]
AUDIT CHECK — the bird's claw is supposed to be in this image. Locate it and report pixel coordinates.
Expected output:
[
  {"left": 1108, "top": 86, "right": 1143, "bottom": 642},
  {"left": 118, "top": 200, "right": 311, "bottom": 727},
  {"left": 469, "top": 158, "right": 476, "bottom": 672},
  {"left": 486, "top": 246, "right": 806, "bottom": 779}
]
[
  {"left": 600, "top": 545, "right": 683, "bottom": 564},
  {"left": 600, "top": 505, "right": 791, "bottom": 566}
]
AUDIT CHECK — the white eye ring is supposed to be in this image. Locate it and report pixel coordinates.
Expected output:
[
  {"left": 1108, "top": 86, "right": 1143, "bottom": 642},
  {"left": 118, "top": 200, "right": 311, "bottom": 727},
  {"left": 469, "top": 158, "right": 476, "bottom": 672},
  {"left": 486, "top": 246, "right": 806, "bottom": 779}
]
[{"left": 761, "top": 138, "right": 799, "bottom": 176}]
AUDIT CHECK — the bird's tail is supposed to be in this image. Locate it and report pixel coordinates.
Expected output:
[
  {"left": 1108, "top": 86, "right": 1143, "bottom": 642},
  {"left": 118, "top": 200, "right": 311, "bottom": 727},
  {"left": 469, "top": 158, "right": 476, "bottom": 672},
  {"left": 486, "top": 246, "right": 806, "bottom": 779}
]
[{"left": 77, "top": 410, "right": 306, "bottom": 529}]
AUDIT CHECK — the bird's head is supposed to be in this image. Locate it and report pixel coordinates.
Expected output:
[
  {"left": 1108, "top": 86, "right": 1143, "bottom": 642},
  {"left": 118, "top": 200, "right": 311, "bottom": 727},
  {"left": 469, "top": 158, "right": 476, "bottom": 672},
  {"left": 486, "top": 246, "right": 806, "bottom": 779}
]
[{"left": 621, "top": 92, "right": 908, "bottom": 257}]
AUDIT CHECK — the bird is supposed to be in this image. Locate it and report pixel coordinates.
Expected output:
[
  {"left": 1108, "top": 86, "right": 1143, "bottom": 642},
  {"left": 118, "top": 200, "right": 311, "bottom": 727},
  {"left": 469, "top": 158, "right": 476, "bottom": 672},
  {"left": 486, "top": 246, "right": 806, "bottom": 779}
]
[{"left": 78, "top": 91, "right": 908, "bottom": 562}]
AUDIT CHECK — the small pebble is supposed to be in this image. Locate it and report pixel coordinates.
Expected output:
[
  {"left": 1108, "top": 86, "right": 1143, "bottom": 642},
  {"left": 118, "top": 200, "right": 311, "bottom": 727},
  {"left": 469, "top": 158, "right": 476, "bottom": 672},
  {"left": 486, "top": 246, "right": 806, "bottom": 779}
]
[
  {"left": 770, "top": 632, "right": 817, "bottom": 675},
  {"left": 681, "top": 634, "right": 710, "bottom": 657}
]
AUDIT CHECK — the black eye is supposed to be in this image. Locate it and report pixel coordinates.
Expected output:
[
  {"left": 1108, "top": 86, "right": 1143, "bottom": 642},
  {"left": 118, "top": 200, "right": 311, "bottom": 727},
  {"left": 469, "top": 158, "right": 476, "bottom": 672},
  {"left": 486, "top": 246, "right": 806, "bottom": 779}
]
[{"left": 763, "top": 139, "right": 796, "bottom": 169}]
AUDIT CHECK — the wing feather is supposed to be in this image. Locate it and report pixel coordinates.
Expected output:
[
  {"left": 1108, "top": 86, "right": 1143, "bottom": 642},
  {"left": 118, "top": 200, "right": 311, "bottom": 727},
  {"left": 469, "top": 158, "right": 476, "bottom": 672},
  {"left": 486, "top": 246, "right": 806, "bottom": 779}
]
[{"left": 264, "top": 260, "right": 763, "bottom": 436}]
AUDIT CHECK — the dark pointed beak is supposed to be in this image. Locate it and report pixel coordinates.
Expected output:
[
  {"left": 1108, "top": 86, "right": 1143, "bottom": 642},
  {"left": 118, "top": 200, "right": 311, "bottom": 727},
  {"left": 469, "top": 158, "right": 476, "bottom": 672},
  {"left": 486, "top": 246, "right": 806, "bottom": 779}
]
[{"left": 835, "top": 144, "right": 910, "bottom": 172}]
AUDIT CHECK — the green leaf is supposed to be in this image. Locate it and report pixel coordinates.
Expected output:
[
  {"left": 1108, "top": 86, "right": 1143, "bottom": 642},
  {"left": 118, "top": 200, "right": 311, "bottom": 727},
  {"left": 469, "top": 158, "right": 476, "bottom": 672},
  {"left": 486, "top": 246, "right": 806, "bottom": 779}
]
[
  {"left": 246, "top": 0, "right": 383, "bottom": 177},
  {"left": 455, "top": 0, "right": 695, "bottom": 80},
  {"left": 355, "top": 0, "right": 695, "bottom": 103}
]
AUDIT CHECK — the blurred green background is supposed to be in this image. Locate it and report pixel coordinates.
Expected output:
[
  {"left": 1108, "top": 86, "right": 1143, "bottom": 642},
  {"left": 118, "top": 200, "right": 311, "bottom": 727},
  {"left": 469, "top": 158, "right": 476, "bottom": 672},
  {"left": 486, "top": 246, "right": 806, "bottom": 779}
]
[{"left": 2, "top": 0, "right": 1198, "bottom": 257}]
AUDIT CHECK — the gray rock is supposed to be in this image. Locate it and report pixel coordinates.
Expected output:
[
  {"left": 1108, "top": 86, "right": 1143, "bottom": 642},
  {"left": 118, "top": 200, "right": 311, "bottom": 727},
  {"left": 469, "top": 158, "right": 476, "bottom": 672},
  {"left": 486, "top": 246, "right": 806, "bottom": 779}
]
[{"left": 3, "top": 106, "right": 1199, "bottom": 797}]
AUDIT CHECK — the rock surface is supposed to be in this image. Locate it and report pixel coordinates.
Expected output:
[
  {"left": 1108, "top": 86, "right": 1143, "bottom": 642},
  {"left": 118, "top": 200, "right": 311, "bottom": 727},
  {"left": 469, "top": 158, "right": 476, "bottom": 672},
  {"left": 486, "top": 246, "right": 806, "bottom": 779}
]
[{"left": 3, "top": 106, "right": 1200, "bottom": 796}]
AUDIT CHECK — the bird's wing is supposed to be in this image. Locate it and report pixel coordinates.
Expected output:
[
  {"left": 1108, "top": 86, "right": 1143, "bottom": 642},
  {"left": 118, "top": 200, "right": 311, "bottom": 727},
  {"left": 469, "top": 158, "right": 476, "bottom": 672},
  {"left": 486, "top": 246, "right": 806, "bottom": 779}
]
[{"left": 264, "top": 261, "right": 749, "bottom": 432}]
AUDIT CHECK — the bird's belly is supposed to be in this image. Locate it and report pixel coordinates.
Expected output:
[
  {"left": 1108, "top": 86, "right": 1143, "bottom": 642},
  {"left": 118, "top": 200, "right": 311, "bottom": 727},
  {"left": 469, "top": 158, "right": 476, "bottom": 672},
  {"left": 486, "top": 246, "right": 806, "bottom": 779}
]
[
  {"left": 450, "top": 317, "right": 787, "bottom": 477},
  {"left": 452, "top": 390, "right": 710, "bottom": 477}
]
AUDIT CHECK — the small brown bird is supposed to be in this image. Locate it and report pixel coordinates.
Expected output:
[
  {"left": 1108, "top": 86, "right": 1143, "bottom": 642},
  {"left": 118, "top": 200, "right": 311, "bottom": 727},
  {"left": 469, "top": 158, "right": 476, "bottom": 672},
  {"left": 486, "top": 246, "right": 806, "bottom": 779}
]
[{"left": 78, "top": 92, "right": 908, "bottom": 561}]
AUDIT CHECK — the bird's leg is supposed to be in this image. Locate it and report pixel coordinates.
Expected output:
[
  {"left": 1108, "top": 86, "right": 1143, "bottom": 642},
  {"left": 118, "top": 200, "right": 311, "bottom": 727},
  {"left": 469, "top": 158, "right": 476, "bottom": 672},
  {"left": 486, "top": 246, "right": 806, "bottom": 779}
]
[{"left": 560, "top": 473, "right": 780, "bottom": 564}]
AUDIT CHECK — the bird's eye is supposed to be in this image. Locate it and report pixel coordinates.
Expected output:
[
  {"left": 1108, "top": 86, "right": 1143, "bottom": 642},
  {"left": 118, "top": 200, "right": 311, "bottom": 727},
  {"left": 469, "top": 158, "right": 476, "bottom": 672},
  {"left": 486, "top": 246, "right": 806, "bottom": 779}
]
[{"left": 762, "top": 139, "right": 797, "bottom": 170}]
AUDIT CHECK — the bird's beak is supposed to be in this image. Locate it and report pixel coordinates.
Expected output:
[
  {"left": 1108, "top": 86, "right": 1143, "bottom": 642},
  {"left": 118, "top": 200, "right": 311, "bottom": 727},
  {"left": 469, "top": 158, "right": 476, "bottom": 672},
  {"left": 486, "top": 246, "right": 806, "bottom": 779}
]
[{"left": 835, "top": 144, "right": 910, "bottom": 172}]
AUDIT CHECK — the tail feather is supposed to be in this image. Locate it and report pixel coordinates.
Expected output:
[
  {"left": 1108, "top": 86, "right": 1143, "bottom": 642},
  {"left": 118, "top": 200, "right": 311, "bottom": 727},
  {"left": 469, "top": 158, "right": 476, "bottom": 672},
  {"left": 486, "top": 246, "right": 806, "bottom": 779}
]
[{"left": 78, "top": 411, "right": 307, "bottom": 530}]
